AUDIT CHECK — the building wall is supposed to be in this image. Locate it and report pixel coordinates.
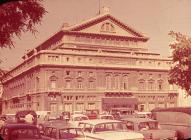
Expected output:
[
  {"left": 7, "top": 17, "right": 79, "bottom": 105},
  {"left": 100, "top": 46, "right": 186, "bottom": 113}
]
[
  {"left": 1, "top": 12, "right": 179, "bottom": 115},
  {"left": 2, "top": 60, "right": 178, "bottom": 114}
]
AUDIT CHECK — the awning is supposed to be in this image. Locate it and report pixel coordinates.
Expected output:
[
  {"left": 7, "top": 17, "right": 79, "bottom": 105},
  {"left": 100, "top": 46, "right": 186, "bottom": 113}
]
[{"left": 102, "top": 97, "right": 138, "bottom": 105}]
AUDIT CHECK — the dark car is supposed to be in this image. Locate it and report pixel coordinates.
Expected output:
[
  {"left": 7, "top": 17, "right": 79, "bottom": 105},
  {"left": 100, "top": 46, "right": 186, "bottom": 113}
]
[
  {"left": 0, "top": 123, "right": 42, "bottom": 140},
  {"left": 38, "top": 119, "right": 67, "bottom": 133},
  {"left": 121, "top": 117, "right": 177, "bottom": 140},
  {"left": 41, "top": 122, "right": 86, "bottom": 140},
  {"left": 15, "top": 110, "right": 37, "bottom": 125},
  {"left": 85, "top": 109, "right": 99, "bottom": 119}
]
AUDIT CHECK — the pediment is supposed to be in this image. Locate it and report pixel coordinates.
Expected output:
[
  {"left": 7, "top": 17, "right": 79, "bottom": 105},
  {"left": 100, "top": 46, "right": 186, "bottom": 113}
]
[
  {"left": 25, "top": 13, "right": 148, "bottom": 59},
  {"left": 67, "top": 14, "right": 146, "bottom": 38}
]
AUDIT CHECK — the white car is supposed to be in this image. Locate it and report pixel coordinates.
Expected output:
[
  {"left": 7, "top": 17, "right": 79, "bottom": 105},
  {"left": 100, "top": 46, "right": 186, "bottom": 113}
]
[
  {"left": 79, "top": 119, "right": 144, "bottom": 140},
  {"left": 98, "top": 114, "right": 114, "bottom": 120},
  {"left": 135, "top": 112, "right": 152, "bottom": 118},
  {"left": 70, "top": 114, "right": 89, "bottom": 127}
]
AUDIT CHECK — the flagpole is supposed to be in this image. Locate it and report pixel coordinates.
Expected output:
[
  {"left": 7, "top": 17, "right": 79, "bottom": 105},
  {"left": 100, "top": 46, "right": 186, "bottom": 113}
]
[{"left": 98, "top": 0, "right": 100, "bottom": 14}]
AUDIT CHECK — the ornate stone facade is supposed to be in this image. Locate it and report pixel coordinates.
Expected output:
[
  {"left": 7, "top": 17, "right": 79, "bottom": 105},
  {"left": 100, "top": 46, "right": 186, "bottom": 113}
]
[{"left": 1, "top": 8, "right": 178, "bottom": 115}]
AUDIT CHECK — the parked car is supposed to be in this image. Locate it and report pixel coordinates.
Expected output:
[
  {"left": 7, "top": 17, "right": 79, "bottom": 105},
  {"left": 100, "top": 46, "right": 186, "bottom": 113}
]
[
  {"left": 151, "top": 107, "right": 191, "bottom": 139},
  {"left": 38, "top": 119, "right": 67, "bottom": 133},
  {"left": 0, "top": 123, "right": 42, "bottom": 140},
  {"left": 15, "top": 110, "right": 37, "bottom": 125},
  {"left": 98, "top": 114, "right": 114, "bottom": 120},
  {"left": 70, "top": 114, "right": 89, "bottom": 127},
  {"left": 73, "top": 111, "right": 85, "bottom": 115},
  {"left": 41, "top": 123, "right": 86, "bottom": 140},
  {"left": 85, "top": 109, "right": 99, "bottom": 119},
  {"left": 109, "top": 107, "right": 135, "bottom": 119},
  {"left": 1, "top": 114, "right": 16, "bottom": 124},
  {"left": 134, "top": 112, "right": 152, "bottom": 118},
  {"left": 121, "top": 117, "right": 177, "bottom": 140},
  {"left": 61, "top": 111, "right": 71, "bottom": 120},
  {"left": 78, "top": 119, "right": 144, "bottom": 140},
  {"left": 36, "top": 111, "right": 51, "bottom": 122}
]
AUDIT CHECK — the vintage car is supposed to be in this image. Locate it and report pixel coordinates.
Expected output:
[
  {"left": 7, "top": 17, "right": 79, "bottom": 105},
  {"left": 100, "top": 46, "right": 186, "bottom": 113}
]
[
  {"left": 70, "top": 114, "right": 89, "bottom": 127},
  {"left": 109, "top": 107, "right": 135, "bottom": 119},
  {"left": 151, "top": 107, "right": 191, "bottom": 139},
  {"left": 15, "top": 110, "right": 37, "bottom": 125},
  {"left": 37, "top": 119, "right": 67, "bottom": 133},
  {"left": 85, "top": 109, "right": 99, "bottom": 119},
  {"left": 0, "top": 123, "right": 42, "bottom": 140},
  {"left": 98, "top": 114, "right": 114, "bottom": 120},
  {"left": 1, "top": 114, "right": 16, "bottom": 124},
  {"left": 134, "top": 112, "right": 152, "bottom": 118},
  {"left": 121, "top": 117, "right": 177, "bottom": 140},
  {"left": 78, "top": 119, "right": 144, "bottom": 140},
  {"left": 41, "top": 123, "right": 86, "bottom": 140}
]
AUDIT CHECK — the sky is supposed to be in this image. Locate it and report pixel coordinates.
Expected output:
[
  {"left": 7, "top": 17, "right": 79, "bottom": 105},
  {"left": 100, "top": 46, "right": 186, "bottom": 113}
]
[{"left": 1, "top": 0, "right": 191, "bottom": 70}]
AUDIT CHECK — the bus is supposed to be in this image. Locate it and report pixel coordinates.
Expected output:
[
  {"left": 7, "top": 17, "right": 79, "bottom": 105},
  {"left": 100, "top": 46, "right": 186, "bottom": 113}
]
[{"left": 151, "top": 107, "right": 191, "bottom": 139}]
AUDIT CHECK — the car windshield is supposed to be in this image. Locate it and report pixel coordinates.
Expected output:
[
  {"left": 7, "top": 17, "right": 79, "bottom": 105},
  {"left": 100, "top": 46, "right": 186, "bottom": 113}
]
[
  {"left": 10, "top": 128, "right": 41, "bottom": 139},
  {"left": 74, "top": 116, "right": 88, "bottom": 121},
  {"left": 5, "top": 115, "right": 16, "bottom": 123},
  {"left": 138, "top": 122, "right": 158, "bottom": 130},
  {"left": 59, "top": 128, "right": 84, "bottom": 139},
  {"left": 93, "top": 122, "right": 128, "bottom": 133}
]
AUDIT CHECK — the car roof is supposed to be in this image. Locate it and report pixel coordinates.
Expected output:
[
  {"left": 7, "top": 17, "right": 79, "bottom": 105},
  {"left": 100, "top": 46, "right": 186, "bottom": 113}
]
[
  {"left": 151, "top": 107, "right": 191, "bottom": 115},
  {"left": 135, "top": 112, "right": 151, "bottom": 115},
  {"left": 45, "top": 122, "right": 81, "bottom": 129},
  {"left": 79, "top": 119, "right": 122, "bottom": 125},
  {"left": 121, "top": 117, "right": 157, "bottom": 123},
  {"left": 4, "top": 123, "right": 38, "bottom": 129},
  {"left": 72, "top": 114, "right": 88, "bottom": 118}
]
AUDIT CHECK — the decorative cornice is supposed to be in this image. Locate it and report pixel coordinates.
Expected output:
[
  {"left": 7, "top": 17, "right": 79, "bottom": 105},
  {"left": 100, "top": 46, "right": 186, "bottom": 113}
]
[
  {"left": 69, "top": 14, "right": 146, "bottom": 38},
  {"left": 64, "top": 31, "right": 148, "bottom": 41}
]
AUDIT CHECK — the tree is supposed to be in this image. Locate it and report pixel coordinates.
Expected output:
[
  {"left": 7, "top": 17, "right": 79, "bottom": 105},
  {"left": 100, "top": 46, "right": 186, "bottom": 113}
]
[
  {"left": 168, "top": 31, "right": 191, "bottom": 95},
  {"left": 0, "top": 0, "right": 46, "bottom": 48}
]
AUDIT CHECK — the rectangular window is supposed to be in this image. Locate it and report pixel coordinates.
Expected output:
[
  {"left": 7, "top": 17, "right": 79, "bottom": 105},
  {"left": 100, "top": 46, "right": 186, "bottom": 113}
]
[
  {"left": 50, "top": 103, "right": 57, "bottom": 113},
  {"left": 139, "top": 81, "right": 145, "bottom": 90},
  {"left": 76, "top": 103, "right": 84, "bottom": 111},
  {"left": 64, "top": 103, "right": 73, "bottom": 113},
  {"left": 148, "top": 82, "right": 154, "bottom": 91},
  {"left": 66, "top": 80, "right": 71, "bottom": 89},
  {"left": 89, "top": 81, "right": 95, "bottom": 89},
  {"left": 51, "top": 81, "right": 56, "bottom": 89},
  {"left": 88, "top": 103, "right": 96, "bottom": 110},
  {"left": 77, "top": 81, "right": 83, "bottom": 89}
]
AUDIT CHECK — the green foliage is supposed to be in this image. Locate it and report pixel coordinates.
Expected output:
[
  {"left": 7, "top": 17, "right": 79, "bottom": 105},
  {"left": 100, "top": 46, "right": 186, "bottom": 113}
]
[
  {"left": 169, "top": 31, "right": 191, "bottom": 95},
  {"left": 0, "top": 0, "right": 46, "bottom": 48}
]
